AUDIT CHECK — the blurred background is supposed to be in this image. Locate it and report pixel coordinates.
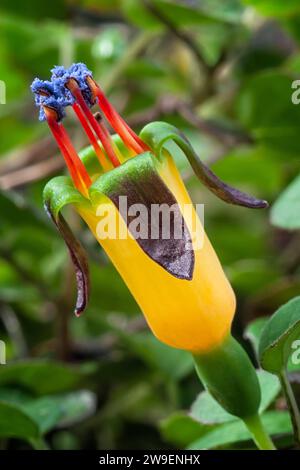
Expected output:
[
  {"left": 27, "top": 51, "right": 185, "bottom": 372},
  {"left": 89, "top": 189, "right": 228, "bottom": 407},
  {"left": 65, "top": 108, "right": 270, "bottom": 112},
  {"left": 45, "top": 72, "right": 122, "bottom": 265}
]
[{"left": 0, "top": 0, "right": 300, "bottom": 450}]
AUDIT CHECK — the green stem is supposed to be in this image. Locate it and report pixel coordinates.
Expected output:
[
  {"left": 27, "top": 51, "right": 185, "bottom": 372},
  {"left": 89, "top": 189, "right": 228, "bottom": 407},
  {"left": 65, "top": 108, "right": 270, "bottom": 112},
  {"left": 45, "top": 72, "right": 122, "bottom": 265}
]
[
  {"left": 279, "top": 369, "right": 300, "bottom": 447},
  {"left": 243, "top": 414, "right": 276, "bottom": 450}
]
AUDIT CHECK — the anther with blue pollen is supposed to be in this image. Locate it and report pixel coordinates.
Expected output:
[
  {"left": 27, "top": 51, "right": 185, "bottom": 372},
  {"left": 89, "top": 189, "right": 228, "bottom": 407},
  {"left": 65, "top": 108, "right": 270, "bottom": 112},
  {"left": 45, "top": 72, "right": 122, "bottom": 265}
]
[{"left": 31, "top": 63, "right": 150, "bottom": 197}]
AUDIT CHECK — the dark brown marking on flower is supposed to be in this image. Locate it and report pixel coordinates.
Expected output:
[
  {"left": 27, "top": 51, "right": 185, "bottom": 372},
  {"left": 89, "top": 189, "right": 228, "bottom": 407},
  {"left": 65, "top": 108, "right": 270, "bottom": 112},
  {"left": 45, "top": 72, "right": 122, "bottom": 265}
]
[{"left": 102, "top": 165, "right": 195, "bottom": 280}]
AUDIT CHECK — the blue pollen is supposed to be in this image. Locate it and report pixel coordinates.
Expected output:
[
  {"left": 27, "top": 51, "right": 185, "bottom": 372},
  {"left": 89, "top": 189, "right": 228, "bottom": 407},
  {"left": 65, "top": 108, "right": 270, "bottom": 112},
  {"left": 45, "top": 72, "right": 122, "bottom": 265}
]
[
  {"left": 38, "top": 95, "right": 66, "bottom": 122},
  {"left": 31, "top": 78, "right": 54, "bottom": 96},
  {"left": 31, "top": 78, "right": 55, "bottom": 110},
  {"left": 51, "top": 63, "right": 95, "bottom": 107},
  {"left": 50, "top": 65, "right": 66, "bottom": 78},
  {"left": 31, "top": 63, "right": 95, "bottom": 122},
  {"left": 31, "top": 78, "right": 64, "bottom": 121}
]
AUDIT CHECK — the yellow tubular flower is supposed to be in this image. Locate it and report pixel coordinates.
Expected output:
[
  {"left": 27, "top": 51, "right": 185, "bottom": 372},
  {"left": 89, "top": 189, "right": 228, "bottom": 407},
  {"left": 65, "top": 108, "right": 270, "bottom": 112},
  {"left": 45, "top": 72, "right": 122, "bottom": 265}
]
[
  {"left": 35, "top": 64, "right": 266, "bottom": 353},
  {"left": 79, "top": 150, "right": 236, "bottom": 353}
]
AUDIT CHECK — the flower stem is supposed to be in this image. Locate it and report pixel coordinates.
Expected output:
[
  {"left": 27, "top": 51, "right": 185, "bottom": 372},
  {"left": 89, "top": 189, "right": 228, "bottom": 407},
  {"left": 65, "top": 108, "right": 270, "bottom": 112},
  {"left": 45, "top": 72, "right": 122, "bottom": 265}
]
[
  {"left": 243, "top": 414, "right": 276, "bottom": 450},
  {"left": 279, "top": 369, "right": 300, "bottom": 447}
]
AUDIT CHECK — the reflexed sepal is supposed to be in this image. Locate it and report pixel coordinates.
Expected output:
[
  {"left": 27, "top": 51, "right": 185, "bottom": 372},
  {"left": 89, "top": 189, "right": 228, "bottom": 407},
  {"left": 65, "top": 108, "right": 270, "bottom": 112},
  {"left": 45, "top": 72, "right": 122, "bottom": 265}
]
[
  {"left": 90, "top": 152, "right": 195, "bottom": 280},
  {"left": 140, "top": 122, "right": 268, "bottom": 209},
  {"left": 43, "top": 176, "right": 91, "bottom": 316}
]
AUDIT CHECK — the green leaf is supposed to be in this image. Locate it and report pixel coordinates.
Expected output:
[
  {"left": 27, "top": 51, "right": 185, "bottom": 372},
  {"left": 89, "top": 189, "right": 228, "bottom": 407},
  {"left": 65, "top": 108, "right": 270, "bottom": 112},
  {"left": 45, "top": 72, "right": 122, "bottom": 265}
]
[
  {"left": 196, "top": 0, "right": 244, "bottom": 23},
  {"left": 190, "top": 370, "right": 280, "bottom": 425},
  {"left": 244, "top": 317, "right": 269, "bottom": 357},
  {"left": 24, "top": 391, "right": 96, "bottom": 433},
  {"left": 187, "top": 411, "right": 292, "bottom": 449},
  {"left": 0, "top": 401, "right": 39, "bottom": 440},
  {"left": 213, "top": 146, "right": 283, "bottom": 196},
  {"left": 229, "top": 260, "right": 279, "bottom": 296},
  {"left": 242, "top": 0, "right": 300, "bottom": 17},
  {"left": 160, "top": 412, "right": 213, "bottom": 447},
  {"left": 0, "top": 360, "right": 83, "bottom": 394},
  {"left": 121, "top": 0, "right": 163, "bottom": 30},
  {"left": 259, "top": 297, "right": 300, "bottom": 373},
  {"left": 122, "top": 331, "right": 194, "bottom": 380},
  {"left": 0, "top": 388, "right": 96, "bottom": 435},
  {"left": 56, "top": 390, "right": 97, "bottom": 427},
  {"left": 258, "top": 370, "right": 281, "bottom": 412},
  {"left": 0, "top": 390, "right": 61, "bottom": 434},
  {"left": 121, "top": 0, "right": 230, "bottom": 31},
  {"left": 190, "top": 391, "right": 234, "bottom": 425},
  {"left": 162, "top": 371, "right": 283, "bottom": 449},
  {"left": 271, "top": 174, "right": 300, "bottom": 230},
  {"left": 103, "top": 315, "right": 193, "bottom": 380},
  {"left": 0, "top": 190, "right": 48, "bottom": 232},
  {"left": 1, "top": 0, "right": 67, "bottom": 20},
  {"left": 236, "top": 72, "right": 300, "bottom": 154},
  {"left": 23, "top": 397, "right": 62, "bottom": 434},
  {"left": 0, "top": 388, "right": 32, "bottom": 404},
  {"left": 0, "top": 0, "right": 67, "bottom": 20}
]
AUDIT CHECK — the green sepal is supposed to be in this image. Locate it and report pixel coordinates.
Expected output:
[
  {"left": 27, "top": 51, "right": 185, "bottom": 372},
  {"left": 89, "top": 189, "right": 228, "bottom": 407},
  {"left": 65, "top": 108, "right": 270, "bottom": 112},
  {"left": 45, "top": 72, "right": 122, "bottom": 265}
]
[
  {"left": 193, "top": 334, "right": 261, "bottom": 419},
  {"left": 140, "top": 121, "right": 268, "bottom": 209},
  {"left": 43, "top": 176, "right": 91, "bottom": 316}
]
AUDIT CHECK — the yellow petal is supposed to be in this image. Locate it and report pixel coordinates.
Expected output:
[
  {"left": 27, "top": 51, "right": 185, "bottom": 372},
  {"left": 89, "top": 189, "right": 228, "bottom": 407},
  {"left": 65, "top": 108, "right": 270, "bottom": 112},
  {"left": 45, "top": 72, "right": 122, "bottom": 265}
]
[{"left": 79, "top": 152, "right": 236, "bottom": 353}]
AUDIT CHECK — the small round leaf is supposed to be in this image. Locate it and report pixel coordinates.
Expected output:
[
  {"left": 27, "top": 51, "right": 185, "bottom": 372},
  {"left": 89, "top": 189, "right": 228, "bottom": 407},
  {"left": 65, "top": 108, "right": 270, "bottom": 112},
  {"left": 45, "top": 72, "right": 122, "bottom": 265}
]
[{"left": 259, "top": 297, "right": 300, "bottom": 373}]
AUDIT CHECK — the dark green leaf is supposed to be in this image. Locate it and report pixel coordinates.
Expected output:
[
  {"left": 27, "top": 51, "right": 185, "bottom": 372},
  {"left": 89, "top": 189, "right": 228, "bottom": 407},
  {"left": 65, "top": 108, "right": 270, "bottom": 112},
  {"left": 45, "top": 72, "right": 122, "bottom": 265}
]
[
  {"left": 0, "top": 0, "right": 67, "bottom": 20},
  {"left": 123, "top": 331, "right": 193, "bottom": 380},
  {"left": 190, "top": 370, "right": 280, "bottom": 425},
  {"left": 0, "top": 401, "right": 39, "bottom": 440},
  {"left": 0, "top": 388, "right": 96, "bottom": 434},
  {"left": 236, "top": 72, "right": 300, "bottom": 154},
  {"left": 160, "top": 412, "right": 212, "bottom": 447},
  {"left": 0, "top": 360, "right": 83, "bottom": 394},
  {"left": 190, "top": 391, "right": 234, "bottom": 425},
  {"left": 187, "top": 411, "right": 292, "bottom": 449},
  {"left": 259, "top": 297, "right": 300, "bottom": 373},
  {"left": 23, "top": 397, "right": 62, "bottom": 434},
  {"left": 244, "top": 317, "right": 269, "bottom": 357}
]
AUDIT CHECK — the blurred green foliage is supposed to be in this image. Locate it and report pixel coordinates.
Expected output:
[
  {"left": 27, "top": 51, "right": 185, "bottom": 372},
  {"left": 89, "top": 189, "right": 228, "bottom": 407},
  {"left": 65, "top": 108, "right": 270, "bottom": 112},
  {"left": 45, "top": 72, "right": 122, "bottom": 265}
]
[{"left": 0, "top": 0, "right": 300, "bottom": 450}]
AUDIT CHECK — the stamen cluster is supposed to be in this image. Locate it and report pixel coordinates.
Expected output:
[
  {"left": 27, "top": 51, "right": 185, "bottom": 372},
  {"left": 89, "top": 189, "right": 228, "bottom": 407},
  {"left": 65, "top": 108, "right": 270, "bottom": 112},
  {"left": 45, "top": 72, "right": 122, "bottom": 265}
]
[{"left": 31, "top": 63, "right": 149, "bottom": 197}]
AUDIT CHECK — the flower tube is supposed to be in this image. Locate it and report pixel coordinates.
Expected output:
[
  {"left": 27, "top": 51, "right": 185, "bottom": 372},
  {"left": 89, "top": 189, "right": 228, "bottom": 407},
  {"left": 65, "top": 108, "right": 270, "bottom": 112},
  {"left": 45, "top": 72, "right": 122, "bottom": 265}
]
[{"left": 31, "top": 63, "right": 274, "bottom": 449}]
